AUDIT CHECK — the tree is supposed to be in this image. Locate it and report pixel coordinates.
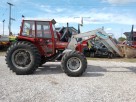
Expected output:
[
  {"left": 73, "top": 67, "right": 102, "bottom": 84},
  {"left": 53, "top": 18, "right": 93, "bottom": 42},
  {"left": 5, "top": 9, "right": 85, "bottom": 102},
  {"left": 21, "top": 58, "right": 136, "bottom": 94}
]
[{"left": 118, "top": 37, "right": 126, "bottom": 42}]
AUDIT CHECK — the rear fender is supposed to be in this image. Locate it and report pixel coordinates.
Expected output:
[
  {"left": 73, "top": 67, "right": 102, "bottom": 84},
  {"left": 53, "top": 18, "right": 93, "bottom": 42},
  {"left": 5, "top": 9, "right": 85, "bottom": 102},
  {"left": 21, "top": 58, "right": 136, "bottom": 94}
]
[{"left": 17, "top": 39, "right": 45, "bottom": 56}]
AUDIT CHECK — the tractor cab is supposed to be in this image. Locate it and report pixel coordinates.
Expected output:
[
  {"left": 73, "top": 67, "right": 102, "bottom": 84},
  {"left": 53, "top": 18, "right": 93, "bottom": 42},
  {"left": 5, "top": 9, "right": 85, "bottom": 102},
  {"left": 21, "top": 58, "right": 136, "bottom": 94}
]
[
  {"left": 20, "top": 19, "right": 57, "bottom": 37},
  {"left": 18, "top": 19, "right": 58, "bottom": 56}
]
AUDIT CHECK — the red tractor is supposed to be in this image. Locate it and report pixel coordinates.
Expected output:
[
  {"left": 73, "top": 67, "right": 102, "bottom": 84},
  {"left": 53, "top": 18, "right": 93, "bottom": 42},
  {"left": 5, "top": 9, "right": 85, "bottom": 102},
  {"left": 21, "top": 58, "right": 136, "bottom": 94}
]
[{"left": 5, "top": 19, "right": 87, "bottom": 77}]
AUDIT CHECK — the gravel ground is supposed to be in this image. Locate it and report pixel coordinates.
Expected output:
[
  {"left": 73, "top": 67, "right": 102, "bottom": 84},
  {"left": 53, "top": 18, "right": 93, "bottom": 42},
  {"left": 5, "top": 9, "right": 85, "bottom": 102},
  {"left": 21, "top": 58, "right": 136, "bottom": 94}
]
[{"left": 0, "top": 56, "right": 136, "bottom": 102}]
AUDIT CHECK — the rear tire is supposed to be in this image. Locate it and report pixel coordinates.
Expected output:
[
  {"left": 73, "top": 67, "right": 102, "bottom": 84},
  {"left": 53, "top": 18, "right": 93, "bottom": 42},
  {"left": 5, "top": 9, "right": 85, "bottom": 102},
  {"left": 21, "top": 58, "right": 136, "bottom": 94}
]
[
  {"left": 5, "top": 41, "right": 41, "bottom": 75},
  {"left": 61, "top": 51, "right": 87, "bottom": 77}
]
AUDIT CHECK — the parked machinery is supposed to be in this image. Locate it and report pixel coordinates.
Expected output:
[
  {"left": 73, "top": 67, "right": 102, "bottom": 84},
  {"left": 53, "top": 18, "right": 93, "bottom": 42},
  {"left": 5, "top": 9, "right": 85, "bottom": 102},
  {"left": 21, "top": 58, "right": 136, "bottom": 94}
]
[{"left": 83, "top": 38, "right": 115, "bottom": 58}]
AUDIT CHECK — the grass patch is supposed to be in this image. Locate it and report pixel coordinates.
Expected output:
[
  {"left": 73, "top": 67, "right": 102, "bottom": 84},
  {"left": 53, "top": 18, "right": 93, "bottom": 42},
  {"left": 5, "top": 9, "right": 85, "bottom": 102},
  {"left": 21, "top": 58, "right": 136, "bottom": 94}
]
[{"left": 87, "top": 57, "right": 136, "bottom": 63}]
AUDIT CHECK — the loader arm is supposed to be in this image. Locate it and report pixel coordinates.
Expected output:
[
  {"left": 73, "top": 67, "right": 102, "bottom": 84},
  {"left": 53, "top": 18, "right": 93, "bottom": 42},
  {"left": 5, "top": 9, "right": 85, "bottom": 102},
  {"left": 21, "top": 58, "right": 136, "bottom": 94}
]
[{"left": 65, "top": 28, "right": 124, "bottom": 57}]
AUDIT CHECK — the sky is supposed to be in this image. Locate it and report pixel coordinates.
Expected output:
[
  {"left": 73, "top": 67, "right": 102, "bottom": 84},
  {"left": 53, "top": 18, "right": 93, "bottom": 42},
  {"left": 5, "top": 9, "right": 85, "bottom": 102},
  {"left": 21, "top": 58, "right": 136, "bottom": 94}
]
[{"left": 0, "top": 0, "right": 136, "bottom": 38}]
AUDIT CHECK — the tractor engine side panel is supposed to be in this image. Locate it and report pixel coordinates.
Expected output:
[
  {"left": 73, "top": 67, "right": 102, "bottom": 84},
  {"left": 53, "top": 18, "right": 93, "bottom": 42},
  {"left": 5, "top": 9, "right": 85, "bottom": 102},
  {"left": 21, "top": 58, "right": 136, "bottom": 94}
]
[{"left": 55, "top": 41, "right": 68, "bottom": 50}]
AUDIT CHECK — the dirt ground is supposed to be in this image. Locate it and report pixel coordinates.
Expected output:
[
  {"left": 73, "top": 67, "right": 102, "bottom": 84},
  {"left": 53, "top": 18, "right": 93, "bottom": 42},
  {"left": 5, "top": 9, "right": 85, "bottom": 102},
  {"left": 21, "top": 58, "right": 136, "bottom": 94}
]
[
  {"left": 0, "top": 56, "right": 136, "bottom": 102},
  {"left": 0, "top": 51, "right": 6, "bottom": 56}
]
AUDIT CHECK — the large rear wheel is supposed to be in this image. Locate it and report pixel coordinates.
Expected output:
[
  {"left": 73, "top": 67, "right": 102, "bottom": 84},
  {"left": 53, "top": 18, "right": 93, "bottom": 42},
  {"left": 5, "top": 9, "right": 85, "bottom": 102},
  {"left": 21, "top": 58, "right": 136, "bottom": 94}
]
[
  {"left": 61, "top": 51, "right": 87, "bottom": 77},
  {"left": 5, "top": 41, "right": 41, "bottom": 75}
]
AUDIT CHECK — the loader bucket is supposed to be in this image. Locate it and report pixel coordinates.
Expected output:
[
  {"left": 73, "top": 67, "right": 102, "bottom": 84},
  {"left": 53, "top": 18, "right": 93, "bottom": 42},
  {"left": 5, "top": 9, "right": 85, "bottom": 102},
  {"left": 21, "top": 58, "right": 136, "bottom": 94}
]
[{"left": 118, "top": 45, "right": 136, "bottom": 58}]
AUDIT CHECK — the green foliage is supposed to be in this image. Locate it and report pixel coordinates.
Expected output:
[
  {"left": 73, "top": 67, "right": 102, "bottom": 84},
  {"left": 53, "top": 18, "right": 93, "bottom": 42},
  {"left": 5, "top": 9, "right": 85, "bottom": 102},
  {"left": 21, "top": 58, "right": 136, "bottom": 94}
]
[{"left": 118, "top": 37, "right": 126, "bottom": 42}]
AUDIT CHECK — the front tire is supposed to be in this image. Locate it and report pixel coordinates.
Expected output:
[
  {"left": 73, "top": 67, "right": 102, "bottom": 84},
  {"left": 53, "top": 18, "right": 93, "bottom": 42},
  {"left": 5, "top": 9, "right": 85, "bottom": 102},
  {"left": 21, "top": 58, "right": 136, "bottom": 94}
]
[
  {"left": 61, "top": 51, "right": 87, "bottom": 77},
  {"left": 5, "top": 41, "right": 41, "bottom": 75}
]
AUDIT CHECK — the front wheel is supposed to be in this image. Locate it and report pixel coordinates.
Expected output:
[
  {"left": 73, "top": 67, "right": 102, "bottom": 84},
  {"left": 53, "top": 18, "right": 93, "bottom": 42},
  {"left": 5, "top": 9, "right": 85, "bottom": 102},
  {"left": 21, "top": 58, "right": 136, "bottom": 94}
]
[{"left": 61, "top": 51, "right": 87, "bottom": 77}]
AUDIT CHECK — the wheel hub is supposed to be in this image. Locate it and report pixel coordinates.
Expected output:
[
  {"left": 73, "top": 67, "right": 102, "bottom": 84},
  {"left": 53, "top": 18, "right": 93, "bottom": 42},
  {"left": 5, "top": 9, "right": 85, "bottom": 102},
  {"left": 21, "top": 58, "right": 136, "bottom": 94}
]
[
  {"left": 67, "top": 57, "right": 81, "bottom": 71},
  {"left": 71, "top": 60, "right": 77, "bottom": 67},
  {"left": 12, "top": 50, "right": 31, "bottom": 67}
]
